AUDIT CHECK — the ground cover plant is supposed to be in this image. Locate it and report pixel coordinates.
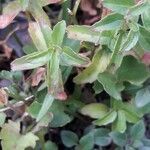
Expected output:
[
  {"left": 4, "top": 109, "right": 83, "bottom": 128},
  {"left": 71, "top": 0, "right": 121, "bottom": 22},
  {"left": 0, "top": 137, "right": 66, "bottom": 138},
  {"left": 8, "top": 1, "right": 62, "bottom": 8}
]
[{"left": 0, "top": 0, "right": 150, "bottom": 149}]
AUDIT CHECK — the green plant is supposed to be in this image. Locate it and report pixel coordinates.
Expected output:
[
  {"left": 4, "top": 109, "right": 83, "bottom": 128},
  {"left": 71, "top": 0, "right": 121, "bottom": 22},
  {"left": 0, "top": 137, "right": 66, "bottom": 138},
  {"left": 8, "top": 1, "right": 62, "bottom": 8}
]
[{"left": 0, "top": 0, "right": 150, "bottom": 149}]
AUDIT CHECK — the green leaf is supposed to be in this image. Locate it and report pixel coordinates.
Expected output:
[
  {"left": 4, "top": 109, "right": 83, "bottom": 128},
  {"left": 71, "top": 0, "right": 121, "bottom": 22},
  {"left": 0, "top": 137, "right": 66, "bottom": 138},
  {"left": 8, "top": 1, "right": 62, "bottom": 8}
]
[
  {"left": 20, "top": 0, "right": 29, "bottom": 11},
  {"left": 28, "top": 22, "right": 48, "bottom": 51},
  {"left": 0, "top": 70, "right": 22, "bottom": 83},
  {"left": 98, "top": 72, "right": 121, "bottom": 100},
  {"left": 132, "top": 139, "right": 143, "bottom": 148},
  {"left": 139, "top": 103, "right": 150, "bottom": 114},
  {"left": 0, "top": 121, "right": 39, "bottom": 150},
  {"left": 103, "top": 0, "right": 135, "bottom": 14},
  {"left": 94, "top": 128, "right": 111, "bottom": 146},
  {"left": 117, "top": 56, "right": 149, "bottom": 85},
  {"left": 11, "top": 50, "right": 51, "bottom": 71},
  {"left": 112, "top": 110, "right": 126, "bottom": 133},
  {"left": 27, "top": 100, "right": 53, "bottom": 130},
  {"left": 32, "top": 112, "right": 53, "bottom": 133},
  {"left": 29, "top": 0, "right": 51, "bottom": 26},
  {"left": 74, "top": 49, "right": 111, "bottom": 84},
  {"left": 112, "top": 99, "right": 140, "bottom": 123},
  {"left": 79, "top": 132, "right": 94, "bottom": 150},
  {"left": 0, "top": 70, "right": 13, "bottom": 80},
  {"left": 122, "top": 110, "right": 139, "bottom": 124},
  {"left": 121, "top": 30, "right": 139, "bottom": 51},
  {"left": 23, "top": 44, "right": 37, "bottom": 54},
  {"left": 127, "top": 21, "right": 139, "bottom": 32},
  {"left": 47, "top": 50, "right": 66, "bottom": 99},
  {"left": 49, "top": 101, "right": 72, "bottom": 127},
  {"left": 51, "top": 21, "right": 66, "bottom": 46},
  {"left": 109, "top": 131, "right": 126, "bottom": 146},
  {"left": 0, "top": 113, "right": 6, "bottom": 127},
  {"left": 61, "top": 46, "right": 90, "bottom": 67},
  {"left": 93, "top": 110, "right": 117, "bottom": 126},
  {"left": 93, "top": 13, "right": 124, "bottom": 31},
  {"left": 50, "top": 112, "right": 71, "bottom": 127},
  {"left": 62, "top": 36, "right": 80, "bottom": 51},
  {"left": 130, "top": 120, "right": 145, "bottom": 140},
  {"left": 44, "top": 141, "right": 58, "bottom": 150},
  {"left": 47, "top": 50, "right": 60, "bottom": 91},
  {"left": 142, "top": 138, "right": 150, "bottom": 147},
  {"left": 93, "top": 81, "right": 103, "bottom": 94},
  {"left": 142, "top": 8, "right": 150, "bottom": 30},
  {"left": 128, "top": 1, "right": 150, "bottom": 18},
  {"left": 67, "top": 25, "right": 100, "bottom": 44},
  {"left": 3, "top": 1, "right": 21, "bottom": 14},
  {"left": 61, "top": 37, "right": 80, "bottom": 82},
  {"left": 40, "top": 24, "right": 53, "bottom": 47},
  {"left": 139, "top": 26, "right": 150, "bottom": 51},
  {"left": 135, "top": 86, "right": 150, "bottom": 107},
  {"left": 80, "top": 103, "right": 109, "bottom": 119},
  {"left": 110, "top": 31, "right": 124, "bottom": 65},
  {"left": 27, "top": 101, "right": 42, "bottom": 118},
  {"left": 61, "top": 130, "right": 78, "bottom": 147},
  {"left": 36, "top": 94, "right": 54, "bottom": 122},
  {"left": 99, "top": 30, "right": 116, "bottom": 47}
]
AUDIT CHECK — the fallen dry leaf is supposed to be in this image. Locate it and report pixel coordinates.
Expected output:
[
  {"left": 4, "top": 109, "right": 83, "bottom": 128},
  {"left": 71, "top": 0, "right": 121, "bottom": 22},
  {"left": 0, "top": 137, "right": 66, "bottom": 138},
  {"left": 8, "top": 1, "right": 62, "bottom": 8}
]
[
  {"left": 2, "top": 44, "right": 13, "bottom": 59},
  {"left": 0, "top": 14, "right": 16, "bottom": 29},
  {"left": 31, "top": 68, "right": 45, "bottom": 87},
  {"left": 80, "top": 0, "right": 101, "bottom": 25},
  {"left": 0, "top": 0, "right": 22, "bottom": 29},
  {"left": 84, "top": 16, "right": 100, "bottom": 24},
  {"left": 80, "top": 0, "right": 97, "bottom": 16},
  {"left": 0, "top": 88, "right": 8, "bottom": 106}
]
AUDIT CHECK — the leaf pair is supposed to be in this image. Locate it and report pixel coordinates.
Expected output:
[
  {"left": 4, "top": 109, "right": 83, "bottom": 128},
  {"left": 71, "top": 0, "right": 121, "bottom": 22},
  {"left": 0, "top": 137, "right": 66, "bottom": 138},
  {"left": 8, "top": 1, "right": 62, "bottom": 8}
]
[
  {"left": 11, "top": 20, "right": 90, "bottom": 121},
  {"left": 93, "top": 100, "right": 141, "bottom": 133},
  {"left": 96, "top": 55, "right": 149, "bottom": 100},
  {"left": 110, "top": 120, "right": 147, "bottom": 149},
  {"left": 80, "top": 100, "right": 140, "bottom": 133},
  {"left": 61, "top": 128, "right": 111, "bottom": 149},
  {"left": 93, "top": 110, "right": 126, "bottom": 133},
  {"left": 11, "top": 21, "right": 90, "bottom": 101},
  {"left": 97, "top": 72, "right": 123, "bottom": 100},
  {"left": 11, "top": 50, "right": 51, "bottom": 71}
]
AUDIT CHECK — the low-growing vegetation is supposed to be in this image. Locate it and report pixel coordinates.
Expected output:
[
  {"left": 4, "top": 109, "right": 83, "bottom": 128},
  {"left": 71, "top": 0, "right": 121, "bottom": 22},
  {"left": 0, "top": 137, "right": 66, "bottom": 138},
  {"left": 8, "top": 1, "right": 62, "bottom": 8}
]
[{"left": 0, "top": 0, "right": 150, "bottom": 149}]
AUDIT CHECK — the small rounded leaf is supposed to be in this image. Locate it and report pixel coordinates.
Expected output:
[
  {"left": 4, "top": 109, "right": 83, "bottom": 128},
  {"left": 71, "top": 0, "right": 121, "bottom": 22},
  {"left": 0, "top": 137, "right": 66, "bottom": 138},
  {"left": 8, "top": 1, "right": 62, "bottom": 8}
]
[
  {"left": 61, "top": 130, "right": 78, "bottom": 148},
  {"left": 135, "top": 86, "right": 150, "bottom": 107},
  {"left": 80, "top": 103, "right": 109, "bottom": 119}
]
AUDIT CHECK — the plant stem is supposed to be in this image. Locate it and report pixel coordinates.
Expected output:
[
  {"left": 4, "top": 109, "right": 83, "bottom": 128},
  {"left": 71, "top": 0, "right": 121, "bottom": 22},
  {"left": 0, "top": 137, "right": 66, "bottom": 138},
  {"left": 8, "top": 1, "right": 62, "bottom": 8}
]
[{"left": 73, "top": 0, "right": 81, "bottom": 16}]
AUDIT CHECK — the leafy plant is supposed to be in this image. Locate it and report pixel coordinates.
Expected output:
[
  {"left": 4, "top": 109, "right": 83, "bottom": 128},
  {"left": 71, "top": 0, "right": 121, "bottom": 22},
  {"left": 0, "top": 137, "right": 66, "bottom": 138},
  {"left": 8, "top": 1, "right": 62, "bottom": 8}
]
[{"left": 0, "top": 0, "right": 150, "bottom": 149}]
